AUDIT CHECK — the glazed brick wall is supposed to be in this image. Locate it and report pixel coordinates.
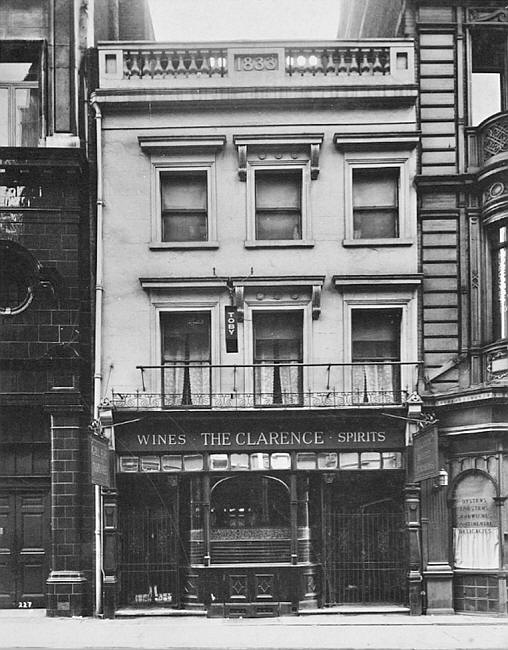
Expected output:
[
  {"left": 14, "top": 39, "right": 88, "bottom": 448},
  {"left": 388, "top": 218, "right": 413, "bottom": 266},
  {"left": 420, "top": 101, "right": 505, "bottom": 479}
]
[{"left": 0, "top": 163, "right": 90, "bottom": 397}]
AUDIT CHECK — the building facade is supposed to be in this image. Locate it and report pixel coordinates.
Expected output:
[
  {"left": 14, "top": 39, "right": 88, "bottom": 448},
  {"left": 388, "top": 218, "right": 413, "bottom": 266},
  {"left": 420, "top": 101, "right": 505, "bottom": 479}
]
[
  {"left": 93, "top": 36, "right": 424, "bottom": 616},
  {"left": 412, "top": 0, "right": 508, "bottom": 616},
  {"left": 0, "top": 0, "right": 92, "bottom": 616}
]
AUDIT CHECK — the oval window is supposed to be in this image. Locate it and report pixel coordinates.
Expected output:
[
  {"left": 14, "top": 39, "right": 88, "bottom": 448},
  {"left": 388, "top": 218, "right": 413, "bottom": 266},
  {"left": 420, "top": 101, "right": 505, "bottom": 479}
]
[{"left": 0, "top": 241, "right": 37, "bottom": 315}]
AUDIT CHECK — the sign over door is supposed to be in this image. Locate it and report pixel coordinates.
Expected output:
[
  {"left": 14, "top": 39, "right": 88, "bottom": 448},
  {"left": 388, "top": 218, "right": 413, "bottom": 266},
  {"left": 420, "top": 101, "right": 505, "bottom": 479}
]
[
  {"left": 413, "top": 423, "right": 439, "bottom": 482},
  {"left": 91, "top": 435, "right": 112, "bottom": 487}
]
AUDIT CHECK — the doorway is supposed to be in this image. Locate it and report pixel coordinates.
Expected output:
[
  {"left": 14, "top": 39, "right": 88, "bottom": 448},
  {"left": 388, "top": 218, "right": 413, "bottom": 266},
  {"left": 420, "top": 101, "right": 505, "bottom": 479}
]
[{"left": 0, "top": 491, "right": 49, "bottom": 608}]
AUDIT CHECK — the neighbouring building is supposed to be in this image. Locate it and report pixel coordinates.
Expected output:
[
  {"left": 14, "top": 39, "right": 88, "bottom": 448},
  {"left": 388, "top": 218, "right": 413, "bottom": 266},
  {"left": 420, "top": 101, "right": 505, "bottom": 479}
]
[
  {"left": 92, "top": 28, "right": 424, "bottom": 616},
  {"left": 0, "top": 0, "right": 152, "bottom": 617},
  {"left": 411, "top": 0, "right": 508, "bottom": 617}
]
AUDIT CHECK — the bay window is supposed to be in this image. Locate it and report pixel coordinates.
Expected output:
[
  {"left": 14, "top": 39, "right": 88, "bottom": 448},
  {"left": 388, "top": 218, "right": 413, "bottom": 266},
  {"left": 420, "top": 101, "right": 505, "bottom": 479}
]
[
  {"left": 491, "top": 224, "right": 508, "bottom": 341},
  {"left": 253, "top": 311, "right": 303, "bottom": 406}
]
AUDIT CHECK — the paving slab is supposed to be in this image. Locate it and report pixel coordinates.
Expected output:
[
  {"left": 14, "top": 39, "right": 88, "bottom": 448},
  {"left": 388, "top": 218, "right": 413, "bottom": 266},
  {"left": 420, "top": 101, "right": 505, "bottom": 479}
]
[{"left": 0, "top": 611, "right": 507, "bottom": 650}]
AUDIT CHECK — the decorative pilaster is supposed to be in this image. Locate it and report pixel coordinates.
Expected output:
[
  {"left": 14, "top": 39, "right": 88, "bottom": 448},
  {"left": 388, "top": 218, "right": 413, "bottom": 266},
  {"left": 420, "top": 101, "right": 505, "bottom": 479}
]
[
  {"left": 45, "top": 389, "right": 89, "bottom": 617},
  {"left": 404, "top": 483, "right": 423, "bottom": 615}
]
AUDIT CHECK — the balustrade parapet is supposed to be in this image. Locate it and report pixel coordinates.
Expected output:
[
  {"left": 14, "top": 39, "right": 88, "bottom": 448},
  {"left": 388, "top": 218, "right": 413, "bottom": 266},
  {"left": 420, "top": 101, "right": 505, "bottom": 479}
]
[{"left": 97, "top": 39, "right": 415, "bottom": 93}]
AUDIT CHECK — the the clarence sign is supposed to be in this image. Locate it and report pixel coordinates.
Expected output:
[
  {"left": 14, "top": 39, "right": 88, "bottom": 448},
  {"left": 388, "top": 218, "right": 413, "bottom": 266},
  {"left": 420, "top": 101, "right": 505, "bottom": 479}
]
[{"left": 120, "top": 423, "right": 404, "bottom": 453}]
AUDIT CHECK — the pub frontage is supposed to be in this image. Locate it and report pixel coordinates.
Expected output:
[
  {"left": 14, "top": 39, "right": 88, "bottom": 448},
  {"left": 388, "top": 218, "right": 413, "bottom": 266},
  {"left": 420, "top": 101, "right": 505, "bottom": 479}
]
[{"left": 101, "top": 409, "right": 420, "bottom": 617}]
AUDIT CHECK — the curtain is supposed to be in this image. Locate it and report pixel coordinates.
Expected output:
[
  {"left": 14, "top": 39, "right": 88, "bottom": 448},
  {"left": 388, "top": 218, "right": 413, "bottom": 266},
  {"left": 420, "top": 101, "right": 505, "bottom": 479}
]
[
  {"left": 352, "top": 364, "right": 398, "bottom": 404},
  {"left": 255, "top": 340, "right": 302, "bottom": 405},
  {"left": 162, "top": 315, "right": 210, "bottom": 406},
  {"left": 453, "top": 527, "right": 499, "bottom": 570}
]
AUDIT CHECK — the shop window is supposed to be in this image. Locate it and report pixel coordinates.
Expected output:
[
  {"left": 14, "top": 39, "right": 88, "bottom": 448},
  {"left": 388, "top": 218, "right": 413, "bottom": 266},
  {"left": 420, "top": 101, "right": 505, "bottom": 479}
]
[
  {"left": 210, "top": 454, "right": 229, "bottom": 471},
  {"left": 470, "top": 29, "right": 507, "bottom": 126},
  {"left": 160, "top": 170, "right": 208, "bottom": 242},
  {"left": 140, "top": 456, "right": 160, "bottom": 472},
  {"left": 230, "top": 453, "right": 249, "bottom": 470},
  {"left": 339, "top": 452, "right": 359, "bottom": 470},
  {"left": 253, "top": 311, "right": 303, "bottom": 406},
  {"left": 296, "top": 452, "right": 316, "bottom": 470},
  {"left": 352, "top": 168, "right": 399, "bottom": 239},
  {"left": 210, "top": 475, "right": 290, "bottom": 529},
  {"left": 250, "top": 453, "right": 269, "bottom": 470},
  {"left": 254, "top": 169, "right": 302, "bottom": 240},
  {"left": 161, "top": 311, "right": 211, "bottom": 407},
  {"left": 0, "top": 42, "right": 41, "bottom": 147},
  {"left": 452, "top": 472, "right": 499, "bottom": 570},
  {"left": 491, "top": 225, "right": 508, "bottom": 340},
  {"left": 351, "top": 309, "right": 401, "bottom": 404},
  {"left": 270, "top": 452, "right": 291, "bottom": 470}
]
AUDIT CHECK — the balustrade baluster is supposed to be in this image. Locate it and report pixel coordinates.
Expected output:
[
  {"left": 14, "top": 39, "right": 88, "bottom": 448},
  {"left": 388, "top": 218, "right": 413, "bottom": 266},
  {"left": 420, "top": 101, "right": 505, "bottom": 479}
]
[
  {"left": 164, "top": 50, "right": 176, "bottom": 76},
  {"left": 176, "top": 50, "right": 187, "bottom": 75},
  {"left": 296, "top": 51, "right": 306, "bottom": 76},
  {"left": 129, "top": 51, "right": 141, "bottom": 77},
  {"left": 349, "top": 49, "right": 359, "bottom": 75},
  {"left": 210, "top": 51, "right": 220, "bottom": 76},
  {"left": 372, "top": 49, "right": 383, "bottom": 74},
  {"left": 337, "top": 50, "right": 347, "bottom": 75},
  {"left": 324, "top": 50, "right": 335, "bottom": 75},
  {"left": 199, "top": 50, "right": 210, "bottom": 76},
  {"left": 188, "top": 50, "right": 198, "bottom": 75},
  {"left": 153, "top": 50, "right": 163, "bottom": 78},
  {"left": 141, "top": 50, "right": 152, "bottom": 78},
  {"left": 304, "top": 49, "right": 313, "bottom": 75},
  {"left": 285, "top": 51, "right": 294, "bottom": 76},
  {"left": 361, "top": 50, "right": 371, "bottom": 75}
]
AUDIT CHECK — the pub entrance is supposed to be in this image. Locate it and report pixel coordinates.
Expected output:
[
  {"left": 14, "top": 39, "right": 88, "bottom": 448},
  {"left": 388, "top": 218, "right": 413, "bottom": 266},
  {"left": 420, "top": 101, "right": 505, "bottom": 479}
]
[{"left": 322, "top": 472, "right": 407, "bottom": 607}]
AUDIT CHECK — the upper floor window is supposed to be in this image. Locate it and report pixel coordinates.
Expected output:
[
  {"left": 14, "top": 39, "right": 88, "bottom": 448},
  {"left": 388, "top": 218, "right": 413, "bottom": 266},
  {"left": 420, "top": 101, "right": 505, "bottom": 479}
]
[
  {"left": 0, "top": 42, "right": 41, "bottom": 147},
  {"left": 255, "top": 169, "right": 302, "bottom": 240},
  {"left": 253, "top": 310, "right": 303, "bottom": 406},
  {"left": 160, "top": 170, "right": 208, "bottom": 242},
  {"left": 352, "top": 168, "right": 399, "bottom": 239},
  {"left": 161, "top": 311, "right": 211, "bottom": 406},
  {"left": 470, "top": 29, "right": 507, "bottom": 126},
  {"left": 491, "top": 224, "right": 508, "bottom": 341},
  {"left": 351, "top": 308, "right": 401, "bottom": 403}
]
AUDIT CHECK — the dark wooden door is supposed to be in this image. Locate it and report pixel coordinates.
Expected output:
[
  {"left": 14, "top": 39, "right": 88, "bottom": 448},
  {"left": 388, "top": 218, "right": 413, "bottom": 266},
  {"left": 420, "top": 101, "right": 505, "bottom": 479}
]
[{"left": 0, "top": 492, "right": 49, "bottom": 608}]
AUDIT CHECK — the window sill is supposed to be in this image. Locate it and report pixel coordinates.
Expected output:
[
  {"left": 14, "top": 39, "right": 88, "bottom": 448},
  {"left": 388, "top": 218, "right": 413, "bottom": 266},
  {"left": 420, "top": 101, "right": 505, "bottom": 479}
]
[
  {"left": 342, "top": 238, "right": 413, "bottom": 247},
  {"left": 244, "top": 240, "right": 315, "bottom": 249},
  {"left": 149, "top": 241, "right": 219, "bottom": 250}
]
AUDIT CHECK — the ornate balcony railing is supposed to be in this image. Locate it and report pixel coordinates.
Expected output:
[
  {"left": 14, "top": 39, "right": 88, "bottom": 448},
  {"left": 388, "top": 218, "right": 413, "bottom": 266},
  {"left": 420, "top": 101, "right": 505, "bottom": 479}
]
[
  {"left": 98, "top": 40, "right": 415, "bottom": 90},
  {"left": 467, "top": 111, "right": 508, "bottom": 171},
  {"left": 110, "top": 361, "right": 420, "bottom": 411}
]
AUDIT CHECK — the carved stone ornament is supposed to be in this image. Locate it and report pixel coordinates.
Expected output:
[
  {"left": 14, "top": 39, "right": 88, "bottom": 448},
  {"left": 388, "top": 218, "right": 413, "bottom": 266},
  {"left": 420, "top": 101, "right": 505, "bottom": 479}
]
[{"left": 468, "top": 7, "right": 508, "bottom": 23}]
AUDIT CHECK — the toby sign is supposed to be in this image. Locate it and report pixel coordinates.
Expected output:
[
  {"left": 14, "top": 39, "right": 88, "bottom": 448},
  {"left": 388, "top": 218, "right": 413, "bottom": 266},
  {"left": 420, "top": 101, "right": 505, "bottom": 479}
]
[
  {"left": 90, "top": 435, "right": 112, "bottom": 487},
  {"left": 225, "top": 306, "right": 238, "bottom": 353}
]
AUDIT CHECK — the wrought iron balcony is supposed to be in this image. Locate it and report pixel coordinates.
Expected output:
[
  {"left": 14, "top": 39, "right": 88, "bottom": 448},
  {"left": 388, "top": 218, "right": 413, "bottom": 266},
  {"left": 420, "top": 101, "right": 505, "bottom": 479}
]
[
  {"left": 110, "top": 361, "right": 420, "bottom": 411},
  {"left": 467, "top": 111, "right": 508, "bottom": 174},
  {"left": 97, "top": 40, "right": 415, "bottom": 93}
]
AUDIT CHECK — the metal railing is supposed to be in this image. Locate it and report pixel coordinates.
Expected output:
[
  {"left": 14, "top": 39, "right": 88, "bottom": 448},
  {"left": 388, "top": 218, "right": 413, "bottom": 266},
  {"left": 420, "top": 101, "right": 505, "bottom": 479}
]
[{"left": 111, "top": 361, "right": 420, "bottom": 410}]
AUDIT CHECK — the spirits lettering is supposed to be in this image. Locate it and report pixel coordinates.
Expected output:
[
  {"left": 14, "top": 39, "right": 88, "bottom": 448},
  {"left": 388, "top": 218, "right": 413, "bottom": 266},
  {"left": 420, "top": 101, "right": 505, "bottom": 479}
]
[{"left": 336, "top": 431, "right": 386, "bottom": 443}]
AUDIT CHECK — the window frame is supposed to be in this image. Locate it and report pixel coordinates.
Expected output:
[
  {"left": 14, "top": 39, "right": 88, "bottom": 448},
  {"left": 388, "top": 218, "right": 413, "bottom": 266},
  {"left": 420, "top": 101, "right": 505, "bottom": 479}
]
[
  {"left": 343, "top": 153, "right": 414, "bottom": 246},
  {"left": 245, "top": 160, "right": 313, "bottom": 247},
  {"left": 341, "top": 288, "right": 418, "bottom": 400},
  {"left": 151, "top": 161, "right": 218, "bottom": 249},
  {"left": 0, "top": 41, "right": 43, "bottom": 147},
  {"left": 153, "top": 302, "right": 220, "bottom": 396},
  {"left": 243, "top": 300, "right": 312, "bottom": 404}
]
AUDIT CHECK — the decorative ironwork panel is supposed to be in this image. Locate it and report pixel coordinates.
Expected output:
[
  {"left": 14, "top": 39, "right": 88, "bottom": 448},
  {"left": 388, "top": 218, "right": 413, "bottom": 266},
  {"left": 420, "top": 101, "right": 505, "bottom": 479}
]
[{"left": 483, "top": 118, "right": 508, "bottom": 161}]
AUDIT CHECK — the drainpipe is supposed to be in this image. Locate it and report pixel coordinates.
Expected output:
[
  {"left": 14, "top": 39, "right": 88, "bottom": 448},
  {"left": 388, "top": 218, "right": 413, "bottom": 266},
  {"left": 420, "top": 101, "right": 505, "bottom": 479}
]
[{"left": 91, "top": 94, "right": 103, "bottom": 617}]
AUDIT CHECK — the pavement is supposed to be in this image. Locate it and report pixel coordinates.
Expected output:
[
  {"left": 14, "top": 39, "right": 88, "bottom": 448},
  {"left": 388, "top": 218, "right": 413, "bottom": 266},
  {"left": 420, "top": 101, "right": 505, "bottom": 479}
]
[{"left": 1, "top": 610, "right": 508, "bottom": 650}]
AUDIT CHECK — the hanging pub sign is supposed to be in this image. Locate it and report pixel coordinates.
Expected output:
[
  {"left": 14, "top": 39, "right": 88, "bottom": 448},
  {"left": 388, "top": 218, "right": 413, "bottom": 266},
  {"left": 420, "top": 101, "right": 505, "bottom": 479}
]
[
  {"left": 413, "top": 423, "right": 439, "bottom": 482},
  {"left": 90, "top": 435, "right": 112, "bottom": 488},
  {"left": 225, "top": 306, "right": 238, "bottom": 353}
]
